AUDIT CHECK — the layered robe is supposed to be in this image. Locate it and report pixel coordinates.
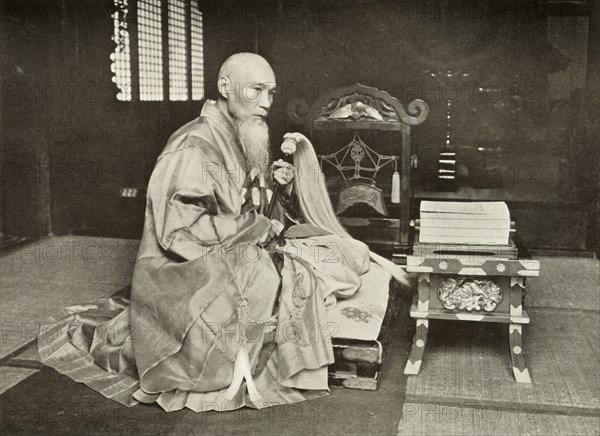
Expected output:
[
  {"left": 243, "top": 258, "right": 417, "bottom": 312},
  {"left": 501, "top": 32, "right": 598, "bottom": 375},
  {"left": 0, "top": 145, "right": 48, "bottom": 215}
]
[{"left": 38, "top": 100, "right": 371, "bottom": 412}]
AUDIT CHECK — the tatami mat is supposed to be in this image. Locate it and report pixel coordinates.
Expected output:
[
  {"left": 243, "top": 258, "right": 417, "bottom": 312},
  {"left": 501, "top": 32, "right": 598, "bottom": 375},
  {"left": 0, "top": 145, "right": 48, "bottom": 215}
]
[
  {"left": 405, "top": 309, "right": 600, "bottom": 411},
  {"left": 1, "top": 237, "right": 598, "bottom": 435},
  {"left": 10, "top": 343, "right": 40, "bottom": 363},
  {"left": 398, "top": 401, "right": 600, "bottom": 435},
  {"left": 0, "top": 237, "right": 138, "bottom": 359},
  {"left": 0, "top": 308, "right": 412, "bottom": 436},
  {"left": 527, "top": 256, "right": 599, "bottom": 311},
  {"left": 0, "top": 280, "right": 125, "bottom": 358},
  {"left": 0, "top": 236, "right": 139, "bottom": 286},
  {"left": 0, "top": 367, "right": 39, "bottom": 395}
]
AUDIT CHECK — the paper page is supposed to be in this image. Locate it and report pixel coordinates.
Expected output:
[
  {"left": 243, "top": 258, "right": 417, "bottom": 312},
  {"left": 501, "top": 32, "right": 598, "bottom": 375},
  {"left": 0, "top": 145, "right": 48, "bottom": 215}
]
[{"left": 420, "top": 201, "right": 509, "bottom": 219}]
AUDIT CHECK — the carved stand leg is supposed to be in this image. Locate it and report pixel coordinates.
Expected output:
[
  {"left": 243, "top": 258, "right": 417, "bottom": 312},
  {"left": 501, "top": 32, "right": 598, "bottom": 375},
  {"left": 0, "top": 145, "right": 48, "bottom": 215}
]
[
  {"left": 404, "top": 319, "right": 429, "bottom": 375},
  {"left": 508, "top": 277, "right": 531, "bottom": 383},
  {"left": 509, "top": 324, "right": 531, "bottom": 383}
]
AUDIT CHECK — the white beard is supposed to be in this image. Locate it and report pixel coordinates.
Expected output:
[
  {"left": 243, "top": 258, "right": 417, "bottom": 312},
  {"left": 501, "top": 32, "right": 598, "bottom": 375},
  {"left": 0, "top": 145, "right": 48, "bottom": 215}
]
[{"left": 235, "top": 117, "right": 271, "bottom": 176}]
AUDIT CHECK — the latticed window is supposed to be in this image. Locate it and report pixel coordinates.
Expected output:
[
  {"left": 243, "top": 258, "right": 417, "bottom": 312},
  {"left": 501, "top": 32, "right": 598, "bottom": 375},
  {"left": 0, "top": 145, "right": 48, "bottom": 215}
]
[{"left": 111, "top": 0, "right": 204, "bottom": 101}]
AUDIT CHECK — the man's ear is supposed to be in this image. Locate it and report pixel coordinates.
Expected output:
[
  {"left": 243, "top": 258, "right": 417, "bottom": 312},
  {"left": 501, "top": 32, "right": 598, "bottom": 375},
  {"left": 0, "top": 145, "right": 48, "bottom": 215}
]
[{"left": 218, "top": 76, "right": 230, "bottom": 100}]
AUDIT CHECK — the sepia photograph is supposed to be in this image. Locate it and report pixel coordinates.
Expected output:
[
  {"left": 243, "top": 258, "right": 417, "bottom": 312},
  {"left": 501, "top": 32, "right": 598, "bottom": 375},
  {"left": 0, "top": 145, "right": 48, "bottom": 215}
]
[{"left": 0, "top": 0, "right": 598, "bottom": 434}]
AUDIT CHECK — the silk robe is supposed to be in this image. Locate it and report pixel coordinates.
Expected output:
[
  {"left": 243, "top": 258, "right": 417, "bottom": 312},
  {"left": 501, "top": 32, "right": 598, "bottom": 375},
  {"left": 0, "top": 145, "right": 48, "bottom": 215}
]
[{"left": 38, "top": 100, "right": 371, "bottom": 412}]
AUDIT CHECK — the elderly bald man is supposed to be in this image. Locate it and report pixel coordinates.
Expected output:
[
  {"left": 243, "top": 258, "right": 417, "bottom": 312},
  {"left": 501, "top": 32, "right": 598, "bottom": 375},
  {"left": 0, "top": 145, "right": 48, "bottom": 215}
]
[
  {"left": 38, "top": 53, "right": 328, "bottom": 412},
  {"left": 127, "top": 52, "right": 293, "bottom": 408}
]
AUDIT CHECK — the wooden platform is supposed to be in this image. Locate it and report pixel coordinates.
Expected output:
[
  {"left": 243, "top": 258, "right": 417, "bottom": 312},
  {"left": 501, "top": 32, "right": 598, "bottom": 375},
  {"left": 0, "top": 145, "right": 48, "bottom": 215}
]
[{"left": 329, "top": 279, "right": 400, "bottom": 390}]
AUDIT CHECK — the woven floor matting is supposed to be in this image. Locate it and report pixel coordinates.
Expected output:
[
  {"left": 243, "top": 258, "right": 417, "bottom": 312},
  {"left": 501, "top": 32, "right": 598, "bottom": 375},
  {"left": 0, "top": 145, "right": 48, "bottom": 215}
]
[{"left": 405, "top": 308, "right": 600, "bottom": 411}]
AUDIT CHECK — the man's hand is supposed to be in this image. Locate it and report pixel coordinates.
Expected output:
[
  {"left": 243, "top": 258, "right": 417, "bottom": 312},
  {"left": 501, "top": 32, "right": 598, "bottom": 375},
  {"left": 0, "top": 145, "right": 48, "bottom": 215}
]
[
  {"left": 271, "top": 159, "right": 296, "bottom": 192},
  {"left": 269, "top": 219, "right": 285, "bottom": 237},
  {"left": 258, "top": 219, "right": 285, "bottom": 250}
]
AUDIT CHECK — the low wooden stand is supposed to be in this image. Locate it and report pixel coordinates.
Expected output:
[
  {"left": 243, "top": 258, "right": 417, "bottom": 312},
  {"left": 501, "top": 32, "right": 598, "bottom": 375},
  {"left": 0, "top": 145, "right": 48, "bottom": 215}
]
[
  {"left": 329, "top": 279, "right": 400, "bottom": 390},
  {"left": 403, "top": 247, "right": 539, "bottom": 383}
]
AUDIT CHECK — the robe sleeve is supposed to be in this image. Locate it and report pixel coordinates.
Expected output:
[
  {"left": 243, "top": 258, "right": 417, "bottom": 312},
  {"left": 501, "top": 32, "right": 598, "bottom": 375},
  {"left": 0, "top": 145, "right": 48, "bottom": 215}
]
[{"left": 148, "top": 145, "right": 271, "bottom": 260}]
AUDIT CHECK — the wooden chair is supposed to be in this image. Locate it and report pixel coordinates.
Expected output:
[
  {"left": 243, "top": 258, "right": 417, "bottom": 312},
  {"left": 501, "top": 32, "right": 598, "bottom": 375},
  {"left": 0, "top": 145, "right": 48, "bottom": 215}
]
[
  {"left": 287, "top": 83, "right": 429, "bottom": 257},
  {"left": 287, "top": 84, "right": 429, "bottom": 389}
]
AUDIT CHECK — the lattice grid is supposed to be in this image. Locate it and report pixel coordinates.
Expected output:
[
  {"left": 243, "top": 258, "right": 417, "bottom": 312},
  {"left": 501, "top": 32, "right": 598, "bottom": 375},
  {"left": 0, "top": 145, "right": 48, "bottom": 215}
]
[
  {"left": 191, "top": 5, "right": 204, "bottom": 100},
  {"left": 138, "top": 0, "right": 164, "bottom": 101},
  {"left": 168, "top": 0, "right": 187, "bottom": 100},
  {"left": 111, "top": 0, "right": 131, "bottom": 101},
  {"left": 111, "top": 0, "right": 204, "bottom": 102}
]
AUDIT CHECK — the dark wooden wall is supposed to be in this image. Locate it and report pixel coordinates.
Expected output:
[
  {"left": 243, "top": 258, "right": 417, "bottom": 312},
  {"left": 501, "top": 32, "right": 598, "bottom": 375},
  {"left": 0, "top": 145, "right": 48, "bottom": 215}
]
[
  {"left": 1, "top": 0, "right": 256, "bottom": 238},
  {"left": 255, "top": 0, "right": 597, "bottom": 252},
  {"left": 1, "top": 0, "right": 598, "bottom": 252}
]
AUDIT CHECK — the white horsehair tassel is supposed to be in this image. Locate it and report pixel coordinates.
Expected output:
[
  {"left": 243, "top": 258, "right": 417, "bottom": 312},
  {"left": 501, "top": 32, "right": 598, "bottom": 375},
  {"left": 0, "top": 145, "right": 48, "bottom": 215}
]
[{"left": 391, "top": 171, "right": 401, "bottom": 204}]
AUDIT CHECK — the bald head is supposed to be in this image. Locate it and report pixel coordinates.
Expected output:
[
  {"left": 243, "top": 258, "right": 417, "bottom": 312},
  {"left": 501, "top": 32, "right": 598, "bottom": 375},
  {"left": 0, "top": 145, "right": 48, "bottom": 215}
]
[
  {"left": 218, "top": 53, "right": 275, "bottom": 85},
  {"left": 217, "top": 52, "right": 277, "bottom": 123}
]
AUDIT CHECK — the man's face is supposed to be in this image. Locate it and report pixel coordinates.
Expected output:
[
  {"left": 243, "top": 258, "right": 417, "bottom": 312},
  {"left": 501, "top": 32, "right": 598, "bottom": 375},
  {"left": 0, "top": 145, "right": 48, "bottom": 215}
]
[
  {"left": 225, "top": 65, "right": 277, "bottom": 124},
  {"left": 222, "top": 63, "right": 276, "bottom": 176}
]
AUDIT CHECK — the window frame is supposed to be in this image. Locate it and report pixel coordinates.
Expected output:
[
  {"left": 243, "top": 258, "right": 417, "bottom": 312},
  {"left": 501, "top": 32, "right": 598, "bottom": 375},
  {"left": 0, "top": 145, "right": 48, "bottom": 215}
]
[{"left": 114, "top": 0, "right": 204, "bottom": 102}]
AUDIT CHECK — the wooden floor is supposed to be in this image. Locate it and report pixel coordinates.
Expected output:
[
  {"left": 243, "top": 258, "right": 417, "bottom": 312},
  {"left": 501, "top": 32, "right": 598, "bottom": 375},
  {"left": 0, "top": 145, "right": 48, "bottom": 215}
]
[{"left": 0, "top": 237, "right": 598, "bottom": 435}]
